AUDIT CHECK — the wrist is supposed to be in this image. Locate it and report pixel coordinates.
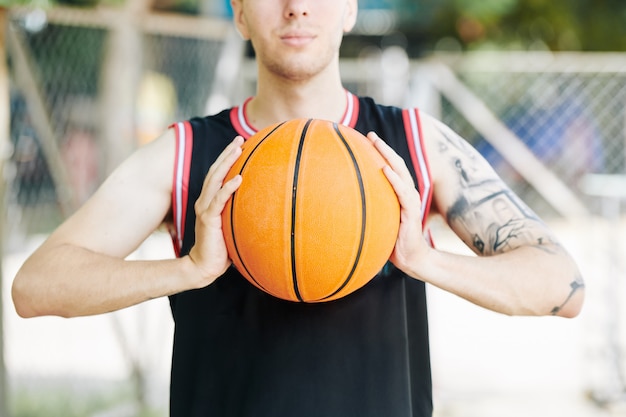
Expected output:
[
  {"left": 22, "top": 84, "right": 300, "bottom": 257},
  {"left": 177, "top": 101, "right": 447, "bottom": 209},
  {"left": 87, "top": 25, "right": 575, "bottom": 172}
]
[{"left": 179, "top": 253, "right": 224, "bottom": 291}]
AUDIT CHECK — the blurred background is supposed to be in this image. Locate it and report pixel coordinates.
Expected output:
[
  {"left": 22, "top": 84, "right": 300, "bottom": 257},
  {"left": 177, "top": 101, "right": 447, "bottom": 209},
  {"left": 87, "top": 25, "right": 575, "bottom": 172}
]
[{"left": 1, "top": 0, "right": 626, "bottom": 416}]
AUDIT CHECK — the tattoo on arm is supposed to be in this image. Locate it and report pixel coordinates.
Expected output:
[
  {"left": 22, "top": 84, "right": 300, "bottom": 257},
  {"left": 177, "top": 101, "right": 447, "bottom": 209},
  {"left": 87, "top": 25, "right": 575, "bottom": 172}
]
[
  {"left": 445, "top": 174, "right": 550, "bottom": 255},
  {"left": 434, "top": 120, "right": 556, "bottom": 256},
  {"left": 435, "top": 118, "right": 479, "bottom": 159},
  {"left": 550, "top": 275, "right": 585, "bottom": 315},
  {"left": 432, "top": 120, "right": 583, "bottom": 316}
]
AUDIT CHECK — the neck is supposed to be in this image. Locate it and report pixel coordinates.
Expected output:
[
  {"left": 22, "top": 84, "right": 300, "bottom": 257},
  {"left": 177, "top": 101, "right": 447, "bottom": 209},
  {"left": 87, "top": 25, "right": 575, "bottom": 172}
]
[{"left": 246, "top": 61, "right": 348, "bottom": 129}]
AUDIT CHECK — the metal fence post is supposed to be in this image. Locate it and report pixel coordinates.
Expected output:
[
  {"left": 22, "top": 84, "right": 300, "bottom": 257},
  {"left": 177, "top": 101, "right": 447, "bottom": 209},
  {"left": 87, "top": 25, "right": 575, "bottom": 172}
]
[
  {"left": 581, "top": 173, "right": 626, "bottom": 406},
  {"left": 0, "top": 7, "right": 10, "bottom": 417}
]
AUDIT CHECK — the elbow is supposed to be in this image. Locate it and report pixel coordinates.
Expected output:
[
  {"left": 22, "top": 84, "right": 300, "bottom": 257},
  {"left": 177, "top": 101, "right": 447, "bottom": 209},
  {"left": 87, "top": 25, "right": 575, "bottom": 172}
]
[
  {"left": 506, "top": 279, "right": 585, "bottom": 318},
  {"left": 12, "top": 266, "right": 82, "bottom": 319},
  {"left": 545, "top": 268, "right": 586, "bottom": 318},
  {"left": 552, "top": 287, "right": 585, "bottom": 319},
  {"left": 11, "top": 267, "right": 55, "bottom": 318},
  {"left": 11, "top": 244, "right": 79, "bottom": 318},
  {"left": 13, "top": 304, "right": 37, "bottom": 319},
  {"left": 544, "top": 255, "right": 586, "bottom": 319},
  {"left": 12, "top": 274, "right": 38, "bottom": 318}
]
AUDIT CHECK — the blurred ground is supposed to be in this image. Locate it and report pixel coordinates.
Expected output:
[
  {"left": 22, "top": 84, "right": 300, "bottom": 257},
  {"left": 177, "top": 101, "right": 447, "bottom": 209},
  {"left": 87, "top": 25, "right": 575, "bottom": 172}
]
[{"left": 2, "top": 215, "right": 626, "bottom": 416}]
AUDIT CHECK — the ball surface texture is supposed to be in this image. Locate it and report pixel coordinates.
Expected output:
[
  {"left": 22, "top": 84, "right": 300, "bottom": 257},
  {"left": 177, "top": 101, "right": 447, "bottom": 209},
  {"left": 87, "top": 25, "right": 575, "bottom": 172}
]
[{"left": 222, "top": 118, "right": 400, "bottom": 302}]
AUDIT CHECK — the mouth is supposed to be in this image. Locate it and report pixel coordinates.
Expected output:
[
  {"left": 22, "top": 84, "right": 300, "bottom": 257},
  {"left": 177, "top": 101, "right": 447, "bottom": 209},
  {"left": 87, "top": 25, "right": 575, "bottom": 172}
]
[{"left": 280, "top": 31, "right": 316, "bottom": 47}]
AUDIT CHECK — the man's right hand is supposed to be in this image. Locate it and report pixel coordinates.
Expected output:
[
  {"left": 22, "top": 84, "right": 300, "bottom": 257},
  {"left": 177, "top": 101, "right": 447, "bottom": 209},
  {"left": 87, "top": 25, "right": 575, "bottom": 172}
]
[{"left": 187, "top": 136, "right": 244, "bottom": 288}]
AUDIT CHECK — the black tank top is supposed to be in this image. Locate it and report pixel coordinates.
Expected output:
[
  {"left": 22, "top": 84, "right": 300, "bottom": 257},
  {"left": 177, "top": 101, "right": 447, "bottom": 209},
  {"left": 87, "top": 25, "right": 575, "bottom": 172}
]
[{"left": 168, "top": 92, "right": 434, "bottom": 417}]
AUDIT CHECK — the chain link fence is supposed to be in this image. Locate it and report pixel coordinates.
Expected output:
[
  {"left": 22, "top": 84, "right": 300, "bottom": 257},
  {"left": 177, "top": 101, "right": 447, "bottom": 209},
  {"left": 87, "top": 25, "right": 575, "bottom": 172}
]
[
  {"left": 435, "top": 53, "right": 626, "bottom": 218},
  {"left": 410, "top": 52, "right": 626, "bottom": 409},
  {"left": 6, "top": 7, "right": 235, "bottom": 244},
  {"left": 413, "top": 54, "right": 626, "bottom": 407},
  {"left": 4, "top": 7, "right": 235, "bottom": 417},
  {"left": 3, "top": 5, "right": 626, "bottom": 417}
]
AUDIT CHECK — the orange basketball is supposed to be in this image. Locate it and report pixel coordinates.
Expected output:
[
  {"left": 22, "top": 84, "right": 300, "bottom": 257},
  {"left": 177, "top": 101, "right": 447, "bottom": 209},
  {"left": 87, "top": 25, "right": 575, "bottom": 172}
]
[{"left": 222, "top": 119, "right": 400, "bottom": 302}]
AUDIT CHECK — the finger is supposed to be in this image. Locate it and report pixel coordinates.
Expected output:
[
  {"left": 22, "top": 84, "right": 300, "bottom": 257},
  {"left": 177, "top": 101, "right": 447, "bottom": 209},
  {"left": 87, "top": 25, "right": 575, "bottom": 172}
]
[
  {"left": 204, "top": 136, "right": 244, "bottom": 187},
  {"left": 197, "top": 137, "right": 244, "bottom": 207},
  {"left": 206, "top": 175, "right": 243, "bottom": 219},
  {"left": 382, "top": 165, "right": 421, "bottom": 213},
  {"left": 194, "top": 174, "right": 242, "bottom": 241},
  {"left": 367, "top": 132, "right": 415, "bottom": 186}
]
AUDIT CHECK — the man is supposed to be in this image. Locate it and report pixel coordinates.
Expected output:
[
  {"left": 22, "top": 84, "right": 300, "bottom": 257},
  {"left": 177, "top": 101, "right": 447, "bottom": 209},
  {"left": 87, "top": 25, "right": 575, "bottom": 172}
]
[{"left": 12, "top": 0, "right": 584, "bottom": 416}]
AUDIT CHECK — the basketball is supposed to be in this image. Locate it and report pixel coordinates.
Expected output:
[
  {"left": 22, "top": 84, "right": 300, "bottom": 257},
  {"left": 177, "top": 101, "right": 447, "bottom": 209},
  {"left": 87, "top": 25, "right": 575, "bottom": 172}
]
[{"left": 222, "top": 118, "right": 400, "bottom": 302}]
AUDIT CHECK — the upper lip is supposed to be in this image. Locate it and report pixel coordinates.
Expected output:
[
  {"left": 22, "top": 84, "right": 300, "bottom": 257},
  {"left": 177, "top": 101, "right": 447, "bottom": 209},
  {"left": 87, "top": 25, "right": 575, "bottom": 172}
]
[{"left": 280, "top": 29, "right": 315, "bottom": 40}]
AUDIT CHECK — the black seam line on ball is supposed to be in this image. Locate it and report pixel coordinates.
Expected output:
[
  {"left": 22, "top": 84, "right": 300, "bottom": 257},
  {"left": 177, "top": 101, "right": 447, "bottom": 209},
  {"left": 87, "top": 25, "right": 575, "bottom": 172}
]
[
  {"left": 291, "top": 119, "right": 313, "bottom": 302},
  {"left": 231, "top": 122, "right": 285, "bottom": 293},
  {"left": 318, "top": 123, "right": 366, "bottom": 301}
]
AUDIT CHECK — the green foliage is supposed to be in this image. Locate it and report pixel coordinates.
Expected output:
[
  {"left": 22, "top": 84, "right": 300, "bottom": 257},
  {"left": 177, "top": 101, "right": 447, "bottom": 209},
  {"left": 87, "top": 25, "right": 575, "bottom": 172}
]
[
  {"left": 0, "top": 0, "right": 51, "bottom": 8},
  {"left": 401, "top": 0, "right": 626, "bottom": 52},
  {"left": 1, "top": 0, "right": 136, "bottom": 7},
  {"left": 496, "top": 0, "right": 626, "bottom": 51},
  {"left": 454, "top": 0, "right": 518, "bottom": 19},
  {"left": 57, "top": 0, "right": 100, "bottom": 7},
  {"left": 4, "top": 0, "right": 623, "bottom": 51}
]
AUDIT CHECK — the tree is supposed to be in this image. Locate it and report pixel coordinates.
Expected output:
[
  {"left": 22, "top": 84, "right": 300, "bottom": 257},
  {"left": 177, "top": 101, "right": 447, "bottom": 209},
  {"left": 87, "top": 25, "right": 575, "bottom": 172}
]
[{"left": 404, "top": 0, "right": 626, "bottom": 52}]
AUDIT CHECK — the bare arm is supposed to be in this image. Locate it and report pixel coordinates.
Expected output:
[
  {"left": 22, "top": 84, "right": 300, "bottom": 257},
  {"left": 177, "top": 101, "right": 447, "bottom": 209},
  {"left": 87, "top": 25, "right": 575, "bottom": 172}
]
[
  {"left": 369, "top": 114, "right": 584, "bottom": 318},
  {"left": 12, "top": 129, "right": 244, "bottom": 318}
]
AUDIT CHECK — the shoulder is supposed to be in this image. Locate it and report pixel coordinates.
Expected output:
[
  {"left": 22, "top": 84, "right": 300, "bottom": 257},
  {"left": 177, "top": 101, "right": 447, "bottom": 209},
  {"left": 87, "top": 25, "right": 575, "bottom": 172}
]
[
  {"left": 356, "top": 96, "right": 403, "bottom": 121},
  {"left": 110, "top": 127, "right": 177, "bottom": 196},
  {"left": 171, "top": 111, "right": 238, "bottom": 155},
  {"left": 415, "top": 111, "right": 486, "bottom": 175},
  {"left": 355, "top": 96, "right": 434, "bottom": 144},
  {"left": 187, "top": 109, "right": 236, "bottom": 137}
]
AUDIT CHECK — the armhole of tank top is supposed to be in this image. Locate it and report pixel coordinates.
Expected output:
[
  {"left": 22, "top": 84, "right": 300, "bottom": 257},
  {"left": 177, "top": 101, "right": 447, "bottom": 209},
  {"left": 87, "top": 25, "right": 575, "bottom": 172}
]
[
  {"left": 230, "top": 98, "right": 256, "bottom": 138},
  {"left": 170, "top": 121, "right": 193, "bottom": 257},
  {"left": 401, "top": 108, "right": 435, "bottom": 247},
  {"left": 340, "top": 90, "right": 360, "bottom": 128}
]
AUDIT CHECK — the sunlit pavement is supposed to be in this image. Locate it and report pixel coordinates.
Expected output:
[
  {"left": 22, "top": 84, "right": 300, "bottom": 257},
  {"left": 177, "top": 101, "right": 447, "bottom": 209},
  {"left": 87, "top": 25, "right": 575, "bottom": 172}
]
[{"left": 3, "top": 215, "right": 625, "bottom": 417}]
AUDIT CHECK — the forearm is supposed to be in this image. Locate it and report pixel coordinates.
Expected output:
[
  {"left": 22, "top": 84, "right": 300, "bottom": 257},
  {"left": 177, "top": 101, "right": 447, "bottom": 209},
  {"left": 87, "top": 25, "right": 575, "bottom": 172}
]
[
  {"left": 12, "top": 244, "right": 204, "bottom": 318},
  {"left": 408, "top": 244, "right": 584, "bottom": 317}
]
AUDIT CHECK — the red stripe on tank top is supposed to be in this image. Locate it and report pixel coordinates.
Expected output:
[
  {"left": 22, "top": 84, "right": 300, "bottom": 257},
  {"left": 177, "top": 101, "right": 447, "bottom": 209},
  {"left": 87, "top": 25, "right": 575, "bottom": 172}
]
[
  {"left": 170, "top": 121, "right": 193, "bottom": 256},
  {"left": 402, "top": 108, "right": 434, "bottom": 244},
  {"left": 231, "top": 90, "right": 360, "bottom": 138}
]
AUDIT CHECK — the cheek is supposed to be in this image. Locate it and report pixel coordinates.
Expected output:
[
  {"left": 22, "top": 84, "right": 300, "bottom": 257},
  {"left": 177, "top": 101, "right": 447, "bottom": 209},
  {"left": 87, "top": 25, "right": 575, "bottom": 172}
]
[
  {"left": 341, "top": 6, "right": 356, "bottom": 32},
  {"left": 239, "top": 5, "right": 273, "bottom": 39},
  {"left": 329, "top": 18, "right": 348, "bottom": 47},
  {"left": 242, "top": 17, "right": 268, "bottom": 46},
  {"left": 318, "top": 0, "right": 354, "bottom": 32}
]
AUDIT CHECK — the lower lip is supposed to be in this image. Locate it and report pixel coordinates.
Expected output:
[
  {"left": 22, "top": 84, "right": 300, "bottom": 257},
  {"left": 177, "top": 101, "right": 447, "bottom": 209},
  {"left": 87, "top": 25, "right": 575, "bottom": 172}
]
[{"left": 281, "top": 36, "right": 314, "bottom": 47}]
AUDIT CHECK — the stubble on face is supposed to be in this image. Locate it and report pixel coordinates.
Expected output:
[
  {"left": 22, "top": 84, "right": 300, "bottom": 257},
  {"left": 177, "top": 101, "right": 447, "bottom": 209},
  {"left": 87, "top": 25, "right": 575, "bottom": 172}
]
[
  {"left": 245, "top": 3, "right": 348, "bottom": 82},
  {"left": 253, "top": 39, "right": 341, "bottom": 82}
]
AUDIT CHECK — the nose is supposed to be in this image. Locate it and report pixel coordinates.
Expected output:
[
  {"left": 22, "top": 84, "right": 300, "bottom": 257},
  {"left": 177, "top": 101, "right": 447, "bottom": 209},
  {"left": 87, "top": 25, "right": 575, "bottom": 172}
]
[{"left": 284, "top": 0, "right": 309, "bottom": 18}]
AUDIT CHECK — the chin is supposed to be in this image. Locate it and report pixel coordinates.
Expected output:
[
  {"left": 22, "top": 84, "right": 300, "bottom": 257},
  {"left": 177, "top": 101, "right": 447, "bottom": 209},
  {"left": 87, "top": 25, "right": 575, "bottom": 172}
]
[{"left": 263, "top": 52, "right": 333, "bottom": 81}]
